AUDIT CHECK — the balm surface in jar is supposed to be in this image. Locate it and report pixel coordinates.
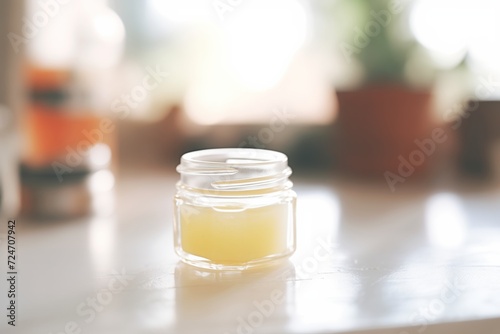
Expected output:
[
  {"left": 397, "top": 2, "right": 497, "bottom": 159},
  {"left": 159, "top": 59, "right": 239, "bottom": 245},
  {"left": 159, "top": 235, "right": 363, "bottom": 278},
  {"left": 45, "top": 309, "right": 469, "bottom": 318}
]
[{"left": 174, "top": 148, "right": 296, "bottom": 270}]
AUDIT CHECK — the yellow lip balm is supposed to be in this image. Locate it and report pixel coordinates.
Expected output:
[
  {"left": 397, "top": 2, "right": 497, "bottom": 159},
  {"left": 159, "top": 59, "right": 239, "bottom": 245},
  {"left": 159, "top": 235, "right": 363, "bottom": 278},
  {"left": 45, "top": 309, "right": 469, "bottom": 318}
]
[{"left": 174, "top": 148, "right": 296, "bottom": 270}]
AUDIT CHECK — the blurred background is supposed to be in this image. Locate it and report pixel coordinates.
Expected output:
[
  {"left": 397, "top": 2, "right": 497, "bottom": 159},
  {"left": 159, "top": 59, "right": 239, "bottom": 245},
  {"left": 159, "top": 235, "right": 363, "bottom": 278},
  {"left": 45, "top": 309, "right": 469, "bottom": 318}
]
[
  {"left": 1, "top": 0, "right": 500, "bottom": 219},
  {"left": 3, "top": 3, "right": 500, "bottom": 333}
]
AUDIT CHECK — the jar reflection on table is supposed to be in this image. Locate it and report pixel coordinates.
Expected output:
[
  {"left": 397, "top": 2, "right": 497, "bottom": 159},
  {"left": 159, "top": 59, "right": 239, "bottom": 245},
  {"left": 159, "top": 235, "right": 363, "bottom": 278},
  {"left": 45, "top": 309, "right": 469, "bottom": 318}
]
[{"left": 173, "top": 261, "right": 295, "bottom": 333}]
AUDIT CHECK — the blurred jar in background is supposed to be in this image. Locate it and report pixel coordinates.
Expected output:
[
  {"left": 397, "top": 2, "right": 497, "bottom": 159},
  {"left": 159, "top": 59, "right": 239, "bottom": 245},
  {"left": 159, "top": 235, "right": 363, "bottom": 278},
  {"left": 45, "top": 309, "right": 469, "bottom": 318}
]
[{"left": 20, "top": 0, "right": 125, "bottom": 219}]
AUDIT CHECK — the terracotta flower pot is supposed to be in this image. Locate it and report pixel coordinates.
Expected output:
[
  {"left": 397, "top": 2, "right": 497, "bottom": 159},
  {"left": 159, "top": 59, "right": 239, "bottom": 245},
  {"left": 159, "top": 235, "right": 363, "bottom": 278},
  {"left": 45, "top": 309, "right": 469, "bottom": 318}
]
[{"left": 336, "top": 85, "right": 433, "bottom": 176}]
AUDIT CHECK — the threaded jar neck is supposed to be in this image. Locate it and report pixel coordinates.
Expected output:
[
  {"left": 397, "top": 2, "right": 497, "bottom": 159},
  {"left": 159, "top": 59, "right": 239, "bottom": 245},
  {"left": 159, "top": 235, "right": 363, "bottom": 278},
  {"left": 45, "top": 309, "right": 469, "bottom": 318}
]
[{"left": 176, "top": 148, "right": 292, "bottom": 192}]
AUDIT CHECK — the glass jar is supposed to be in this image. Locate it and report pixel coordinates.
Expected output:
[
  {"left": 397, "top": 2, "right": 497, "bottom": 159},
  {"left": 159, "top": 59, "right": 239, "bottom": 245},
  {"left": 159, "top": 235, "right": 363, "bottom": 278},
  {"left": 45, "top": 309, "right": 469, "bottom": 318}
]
[
  {"left": 19, "top": 0, "right": 124, "bottom": 219},
  {"left": 174, "top": 148, "right": 296, "bottom": 270}
]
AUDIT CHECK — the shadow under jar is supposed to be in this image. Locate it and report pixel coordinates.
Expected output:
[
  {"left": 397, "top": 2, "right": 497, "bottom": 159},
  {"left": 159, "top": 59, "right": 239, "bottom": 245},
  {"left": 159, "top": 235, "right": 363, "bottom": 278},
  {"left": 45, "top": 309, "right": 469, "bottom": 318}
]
[{"left": 174, "top": 148, "right": 296, "bottom": 270}]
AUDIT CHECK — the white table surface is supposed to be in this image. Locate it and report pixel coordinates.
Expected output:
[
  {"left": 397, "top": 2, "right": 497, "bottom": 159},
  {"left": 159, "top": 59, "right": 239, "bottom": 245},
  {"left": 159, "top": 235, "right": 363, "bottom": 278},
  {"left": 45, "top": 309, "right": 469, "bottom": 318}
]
[{"left": 1, "top": 168, "right": 500, "bottom": 334}]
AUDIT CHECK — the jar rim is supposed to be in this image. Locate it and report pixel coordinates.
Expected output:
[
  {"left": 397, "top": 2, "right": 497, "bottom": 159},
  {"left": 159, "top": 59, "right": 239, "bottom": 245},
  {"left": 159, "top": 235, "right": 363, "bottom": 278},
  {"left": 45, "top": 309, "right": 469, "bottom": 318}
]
[
  {"left": 180, "top": 148, "right": 287, "bottom": 167},
  {"left": 177, "top": 148, "right": 291, "bottom": 191}
]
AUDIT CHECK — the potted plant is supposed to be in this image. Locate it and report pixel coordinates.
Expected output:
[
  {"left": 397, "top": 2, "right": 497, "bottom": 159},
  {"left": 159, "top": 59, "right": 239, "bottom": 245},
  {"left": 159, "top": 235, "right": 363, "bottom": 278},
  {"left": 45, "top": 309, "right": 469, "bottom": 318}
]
[{"left": 316, "top": 0, "right": 461, "bottom": 177}]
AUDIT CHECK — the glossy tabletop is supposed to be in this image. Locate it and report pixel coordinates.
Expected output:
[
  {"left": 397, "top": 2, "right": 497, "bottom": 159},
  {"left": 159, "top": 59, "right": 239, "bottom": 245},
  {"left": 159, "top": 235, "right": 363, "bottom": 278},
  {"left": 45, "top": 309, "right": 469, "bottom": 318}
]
[{"left": 1, "top": 169, "right": 500, "bottom": 334}]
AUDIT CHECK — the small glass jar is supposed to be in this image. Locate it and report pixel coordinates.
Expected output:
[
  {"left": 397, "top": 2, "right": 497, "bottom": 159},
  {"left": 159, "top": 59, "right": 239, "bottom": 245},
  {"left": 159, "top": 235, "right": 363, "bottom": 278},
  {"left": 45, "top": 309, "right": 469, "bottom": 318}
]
[{"left": 174, "top": 148, "right": 296, "bottom": 270}]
